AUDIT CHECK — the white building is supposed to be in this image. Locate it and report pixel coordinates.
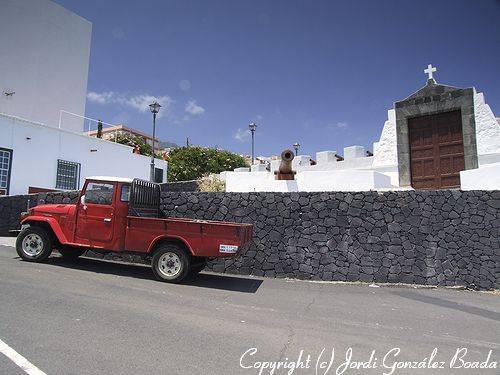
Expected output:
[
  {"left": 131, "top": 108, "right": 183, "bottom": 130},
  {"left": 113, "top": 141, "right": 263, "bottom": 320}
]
[
  {"left": 0, "top": 113, "right": 168, "bottom": 195},
  {"left": 226, "top": 67, "right": 500, "bottom": 192},
  {"left": 0, "top": 0, "right": 91, "bottom": 133}
]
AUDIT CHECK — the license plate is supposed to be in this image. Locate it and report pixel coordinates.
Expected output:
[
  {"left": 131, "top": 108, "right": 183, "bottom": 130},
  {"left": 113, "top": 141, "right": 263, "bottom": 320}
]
[{"left": 219, "top": 244, "right": 238, "bottom": 253}]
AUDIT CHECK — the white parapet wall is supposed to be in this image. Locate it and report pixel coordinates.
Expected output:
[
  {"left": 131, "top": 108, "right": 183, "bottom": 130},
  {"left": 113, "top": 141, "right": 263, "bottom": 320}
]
[
  {"left": 344, "top": 145, "right": 365, "bottom": 159},
  {"left": 460, "top": 162, "right": 500, "bottom": 190},
  {"left": 226, "top": 169, "right": 394, "bottom": 192},
  {"left": 296, "top": 170, "right": 393, "bottom": 192},
  {"left": 316, "top": 151, "right": 338, "bottom": 164},
  {"left": 250, "top": 164, "right": 268, "bottom": 172},
  {"left": 292, "top": 155, "right": 312, "bottom": 169},
  {"left": 226, "top": 172, "right": 298, "bottom": 192}
]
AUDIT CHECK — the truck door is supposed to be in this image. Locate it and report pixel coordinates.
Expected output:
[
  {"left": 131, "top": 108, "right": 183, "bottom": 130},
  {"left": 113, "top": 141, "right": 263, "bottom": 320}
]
[{"left": 76, "top": 182, "right": 116, "bottom": 248}]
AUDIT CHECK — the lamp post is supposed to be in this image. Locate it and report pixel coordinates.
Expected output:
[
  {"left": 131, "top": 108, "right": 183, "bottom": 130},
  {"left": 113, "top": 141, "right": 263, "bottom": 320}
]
[
  {"left": 249, "top": 122, "right": 257, "bottom": 164},
  {"left": 149, "top": 101, "right": 161, "bottom": 182},
  {"left": 293, "top": 142, "right": 300, "bottom": 156}
]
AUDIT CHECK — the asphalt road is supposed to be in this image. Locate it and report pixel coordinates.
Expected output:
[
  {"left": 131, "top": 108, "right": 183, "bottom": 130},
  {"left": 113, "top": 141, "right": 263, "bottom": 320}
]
[{"left": 0, "top": 240, "right": 499, "bottom": 375}]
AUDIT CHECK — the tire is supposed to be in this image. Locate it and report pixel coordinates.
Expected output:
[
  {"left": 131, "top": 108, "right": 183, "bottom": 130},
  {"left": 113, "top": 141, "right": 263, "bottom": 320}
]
[
  {"left": 151, "top": 244, "right": 190, "bottom": 283},
  {"left": 16, "top": 226, "right": 53, "bottom": 262},
  {"left": 58, "top": 246, "right": 86, "bottom": 259}
]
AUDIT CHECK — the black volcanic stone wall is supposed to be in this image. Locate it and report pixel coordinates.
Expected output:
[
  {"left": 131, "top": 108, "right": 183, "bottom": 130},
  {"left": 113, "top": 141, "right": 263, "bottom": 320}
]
[
  {"left": 160, "top": 180, "right": 200, "bottom": 192},
  {"left": 1, "top": 190, "right": 498, "bottom": 290},
  {"left": 0, "top": 191, "right": 80, "bottom": 235},
  {"left": 160, "top": 191, "right": 499, "bottom": 290},
  {"left": 0, "top": 194, "right": 31, "bottom": 235}
]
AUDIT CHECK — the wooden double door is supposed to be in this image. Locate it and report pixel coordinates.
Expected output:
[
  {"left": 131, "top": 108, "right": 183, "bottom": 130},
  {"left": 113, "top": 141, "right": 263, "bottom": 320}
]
[{"left": 408, "top": 110, "right": 465, "bottom": 189}]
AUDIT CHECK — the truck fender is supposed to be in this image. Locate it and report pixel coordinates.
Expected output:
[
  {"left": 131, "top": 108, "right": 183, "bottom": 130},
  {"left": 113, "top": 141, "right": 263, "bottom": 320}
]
[
  {"left": 21, "top": 216, "right": 69, "bottom": 245},
  {"left": 148, "top": 235, "right": 194, "bottom": 256}
]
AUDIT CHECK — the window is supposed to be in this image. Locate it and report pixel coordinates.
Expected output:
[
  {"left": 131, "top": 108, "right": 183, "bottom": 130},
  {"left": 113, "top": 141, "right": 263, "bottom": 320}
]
[
  {"left": 154, "top": 168, "right": 164, "bottom": 183},
  {"left": 85, "top": 183, "right": 114, "bottom": 205},
  {"left": 120, "top": 185, "right": 131, "bottom": 202},
  {"left": 56, "top": 160, "right": 80, "bottom": 190},
  {"left": 0, "top": 148, "right": 13, "bottom": 195}
]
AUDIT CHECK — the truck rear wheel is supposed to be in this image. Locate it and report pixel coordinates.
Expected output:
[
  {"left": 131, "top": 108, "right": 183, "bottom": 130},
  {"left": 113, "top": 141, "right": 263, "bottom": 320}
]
[
  {"left": 58, "top": 246, "right": 86, "bottom": 259},
  {"left": 151, "top": 244, "right": 190, "bottom": 283},
  {"left": 16, "top": 226, "right": 53, "bottom": 262}
]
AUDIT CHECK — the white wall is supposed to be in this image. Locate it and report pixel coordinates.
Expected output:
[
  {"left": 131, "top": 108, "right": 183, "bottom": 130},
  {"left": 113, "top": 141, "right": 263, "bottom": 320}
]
[
  {"left": 0, "top": 0, "right": 91, "bottom": 133},
  {"left": 225, "top": 169, "right": 395, "bottom": 192},
  {"left": 226, "top": 172, "right": 299, "bottom": 192},
  {"left": 0, "top": 114, "right": 167, "bottom": 195},
  {"left": 372, "top": 109, "right": 398, "bottom": 167},
  {"left": 460, "top": 162, "right": 500, "bottom": 190},
  {"left": 296, "top": 170, "right": 393, "bottom": 192},
  {"left": 478, "top": 153, "right": 500, "bottom": 166},
  {"left": 474, "top": 91, "right": 500, "bottom": 157}
]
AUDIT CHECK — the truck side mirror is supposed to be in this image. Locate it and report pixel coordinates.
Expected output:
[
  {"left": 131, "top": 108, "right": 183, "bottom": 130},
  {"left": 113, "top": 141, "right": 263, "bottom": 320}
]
[{"left": 80, "top": 195, "right": 87, "bottom": 210}]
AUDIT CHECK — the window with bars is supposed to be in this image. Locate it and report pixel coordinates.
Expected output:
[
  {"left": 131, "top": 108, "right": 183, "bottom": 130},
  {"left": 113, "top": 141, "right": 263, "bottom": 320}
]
[
  {"left": 55, "top": 160, "right": 80, "bottom": 190},
  {"left": 0, "top": 148, "right": 13, "bottom": 194}
]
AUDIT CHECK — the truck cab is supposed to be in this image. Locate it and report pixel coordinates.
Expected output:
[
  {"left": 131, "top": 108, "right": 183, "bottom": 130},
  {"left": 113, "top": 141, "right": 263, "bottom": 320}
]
[{"left": 17, "top": 177, "right": 253, "bottom": 283}]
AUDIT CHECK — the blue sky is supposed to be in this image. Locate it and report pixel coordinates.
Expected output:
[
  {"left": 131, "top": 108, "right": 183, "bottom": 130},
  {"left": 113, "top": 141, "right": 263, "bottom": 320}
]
[{"left": 57, "top": 0, "right": 500, "bottom": 158}]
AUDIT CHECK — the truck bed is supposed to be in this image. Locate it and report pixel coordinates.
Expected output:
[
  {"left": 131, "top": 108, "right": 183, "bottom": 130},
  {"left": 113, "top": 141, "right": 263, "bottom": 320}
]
[{"left": 124, "top": 216, "right": 253, "bottom": 257}]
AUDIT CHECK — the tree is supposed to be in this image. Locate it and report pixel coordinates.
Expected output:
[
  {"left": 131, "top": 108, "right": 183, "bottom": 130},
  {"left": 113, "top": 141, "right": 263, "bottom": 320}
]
[{"left": 167, "top": 146, "right": 248, "bottom": 182}]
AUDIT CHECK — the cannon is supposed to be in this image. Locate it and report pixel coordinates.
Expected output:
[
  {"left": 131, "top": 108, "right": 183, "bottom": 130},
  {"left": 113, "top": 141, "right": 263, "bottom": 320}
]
[{"left": 275, "top": 149, "right": 296, "bottom": 180}]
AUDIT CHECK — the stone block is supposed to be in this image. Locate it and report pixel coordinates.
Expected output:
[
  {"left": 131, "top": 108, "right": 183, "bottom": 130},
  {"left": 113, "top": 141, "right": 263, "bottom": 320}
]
[
  {"left": 316, "top": 151, "right": 338, "bottom": 165},
  {"left": 343, "top": 145, "right": 365, "bottom": 159},
  {"left": 251, "top": 164, "right": 268, "bottom": 172},
  {"left": 292, "top": 155, "right": 311, "bottom": 169}
]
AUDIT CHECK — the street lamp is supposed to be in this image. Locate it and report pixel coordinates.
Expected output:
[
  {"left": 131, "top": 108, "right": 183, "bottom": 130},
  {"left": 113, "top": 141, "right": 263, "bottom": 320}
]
[
  {"left": 249, "top": 122, "right": 257, "bottom": 164},
  {"left": 293, "top": 142, "right": 300, "bottom": 156},
  {"left": 149, "top": 100, "right": 161, "bottom": 182}
]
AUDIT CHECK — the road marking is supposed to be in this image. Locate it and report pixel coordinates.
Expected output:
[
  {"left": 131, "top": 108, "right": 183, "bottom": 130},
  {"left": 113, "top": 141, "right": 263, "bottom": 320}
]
[{"left": 0, "top": 339, "right": 47, "bottom": 375}]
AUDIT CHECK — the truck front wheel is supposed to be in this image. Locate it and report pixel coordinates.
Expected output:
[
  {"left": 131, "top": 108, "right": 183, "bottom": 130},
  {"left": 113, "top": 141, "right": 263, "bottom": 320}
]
[
  {"left": 151, "top": 244, "right": 190, "bottom": 283},
  {"left": 16, "top": 226, "right": 53, "bottom": 262}
]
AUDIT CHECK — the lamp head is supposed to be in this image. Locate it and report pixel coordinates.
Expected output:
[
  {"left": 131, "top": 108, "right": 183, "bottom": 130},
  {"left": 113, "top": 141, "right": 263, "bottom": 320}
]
[
  {"left": 248, "top": 123, "right": 257, "bottom": 132},
  {"left": 149, "top": 101, "right": 161, "bottom": 114}
]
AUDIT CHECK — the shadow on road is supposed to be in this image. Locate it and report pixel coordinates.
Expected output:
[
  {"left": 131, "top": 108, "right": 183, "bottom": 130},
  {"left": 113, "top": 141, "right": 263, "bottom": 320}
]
[
  {"left": 391, "top": 290, "right": 500, "bottom": 322},
  {"left": 43, "top": 256, "right": 263, "bottom": 294}
]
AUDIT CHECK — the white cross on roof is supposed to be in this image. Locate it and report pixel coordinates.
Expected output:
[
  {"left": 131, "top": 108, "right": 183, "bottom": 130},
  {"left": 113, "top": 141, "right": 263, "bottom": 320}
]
[{"left": 424, "top": 64, "right": 437, "bottom": 80}]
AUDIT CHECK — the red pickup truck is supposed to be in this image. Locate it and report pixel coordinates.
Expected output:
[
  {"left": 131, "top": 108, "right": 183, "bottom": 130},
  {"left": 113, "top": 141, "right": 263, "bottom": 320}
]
[{"left": 17, "top": 177, "right": 253, "bottom": 283}]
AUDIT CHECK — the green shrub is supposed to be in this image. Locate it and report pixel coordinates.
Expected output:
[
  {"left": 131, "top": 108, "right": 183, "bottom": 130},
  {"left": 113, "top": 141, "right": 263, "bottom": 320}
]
[{"left": 167, "top": 146, "right": 247, "bottom": 182}]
